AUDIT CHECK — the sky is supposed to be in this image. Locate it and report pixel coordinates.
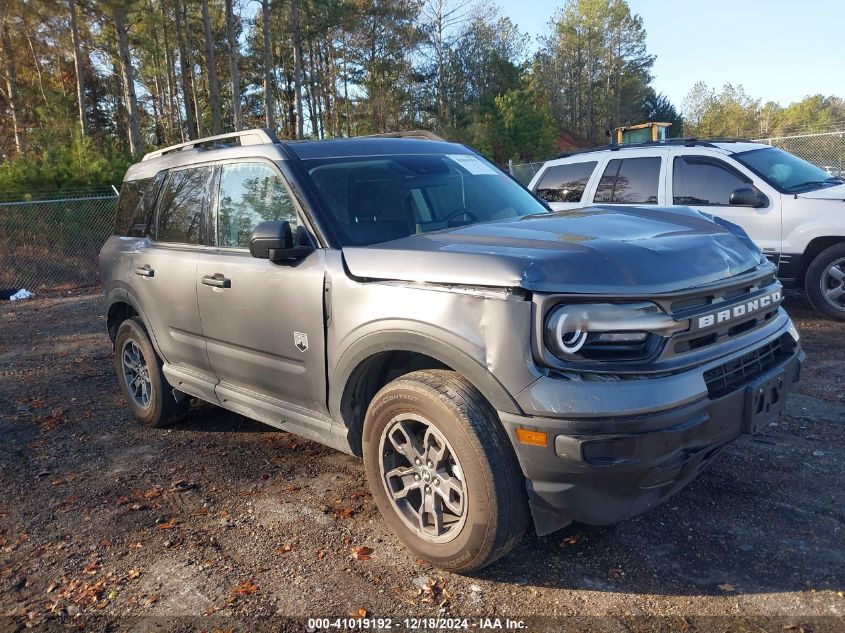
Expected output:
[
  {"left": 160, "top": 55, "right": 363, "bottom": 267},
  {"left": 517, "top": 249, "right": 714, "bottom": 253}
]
[{"left": 494, "top": 0, "right": 845, "bottom": 114}]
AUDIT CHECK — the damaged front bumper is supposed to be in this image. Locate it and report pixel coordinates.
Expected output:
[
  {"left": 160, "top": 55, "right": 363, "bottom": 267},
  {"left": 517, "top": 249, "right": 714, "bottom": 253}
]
[{"left": 499, "top": 322, "right": 803, "bottom": 536}]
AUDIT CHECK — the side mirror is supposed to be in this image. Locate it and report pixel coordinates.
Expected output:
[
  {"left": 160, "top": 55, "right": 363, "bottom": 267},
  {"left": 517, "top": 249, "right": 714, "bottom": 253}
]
[
  {"left": 729, "top": 187, "right": 767, "bottom": 208},
  {"left": 249, "top": 220, "right": 313, "bottom": 262}
]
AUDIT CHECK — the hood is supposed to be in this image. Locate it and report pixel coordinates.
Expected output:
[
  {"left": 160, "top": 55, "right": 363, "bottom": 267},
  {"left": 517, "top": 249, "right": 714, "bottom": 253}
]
[
  {"left": 343, "top": 206, "right": 761, "bottom": 295},
  {"left": 341, "top": 206, "right": 764, "bottom": 295},
  {"left": 796, "top": 182, "right": 845, "bottom": 201}
]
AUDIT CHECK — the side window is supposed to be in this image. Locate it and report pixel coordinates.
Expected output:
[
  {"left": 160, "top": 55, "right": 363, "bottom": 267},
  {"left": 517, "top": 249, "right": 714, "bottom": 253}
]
[
  {"left": 673, "top": 156, "right": 751, "bottom": 205},
  {"left": 534, "top": 162, "right": 597, "bottom": 203},
  {"left": 115, "top": 175, "right": 165, "bottom": 236},
  {"left": 216, "top": 162, "right": 298, "bottom": 248},
  {"left": 156, "top": 166, "right": 211, "bottom": 244},
  {"left": 114, "top": 179, "right": 149, "bottom": 236},
  {"left": 593, "top": 157, "right": 660, "bottom": 204}
]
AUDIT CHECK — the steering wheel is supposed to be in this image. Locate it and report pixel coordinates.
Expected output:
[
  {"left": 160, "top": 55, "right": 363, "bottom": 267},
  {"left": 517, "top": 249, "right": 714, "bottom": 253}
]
[{"left": 444, "top": 208, "right": 478, "bottom": 224}]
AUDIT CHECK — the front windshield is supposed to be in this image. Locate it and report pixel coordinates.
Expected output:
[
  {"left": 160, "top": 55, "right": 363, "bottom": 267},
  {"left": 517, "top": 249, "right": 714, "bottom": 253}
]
[
  {"left": 733, "top": 146, "right": 842, "bottom": 193},
  {"left": 301, "top": 153, "right": 549, "bottom": 246}
]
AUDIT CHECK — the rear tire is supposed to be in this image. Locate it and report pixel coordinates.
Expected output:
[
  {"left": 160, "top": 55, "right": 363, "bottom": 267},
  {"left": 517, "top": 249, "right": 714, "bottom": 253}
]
[
  {"left": 114, "top": 317, "right": 188, "bottom": 428},
  {"left": 362, "top": 369, "right": 528, "bottom": 573},
  {"left": 805, "top": 243, "right": 845, "bottom": 321}
]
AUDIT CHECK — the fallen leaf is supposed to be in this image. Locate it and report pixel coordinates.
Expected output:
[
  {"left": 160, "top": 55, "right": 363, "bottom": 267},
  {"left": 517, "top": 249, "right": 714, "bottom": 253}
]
[
  {"left": 338, "top": 507, "right": 355, "bottom": 519},
  {"left": 145, "top": 594, "right": 159, "bottom": 606},
  {"left": 350, "top": 608, "right": 368, "bottom": 618},
  {"left": 142, "top": 487, "right": 164, "bottom": 500},
  {"left": 157, "top": 518, "right": 178, "bottom": 530},
  {"left": 275, "top": 544, "right": 293, "bottom": 555},
  {"left": 559, "top": 533, "right": 582, "bottom": 548},
  {"left": 83, "top": 562, "right": 100, "bottom": 576},
  {"left": 718, "top": 583, "right": 736, "bottom": 592},
  {"left": 190, "top": 507, "right": 209, "bottom": 517},
  {"left": 46, "top": 581, "right": 58, "bottom": 594},
  {"left": 128, "top": 542, "right": 143, "bottom": 550},
  {"left": 231, "top": 581, "right": 258, "bottom": 595},
  {"left": 316, "top": 548, "right": 326, "bottom": 560},
  {"left": 351, "top": 546, "right": 373, "bottom": 561},
  {"left": 127, "top": 569, "right": 142, "bottom": 579}
]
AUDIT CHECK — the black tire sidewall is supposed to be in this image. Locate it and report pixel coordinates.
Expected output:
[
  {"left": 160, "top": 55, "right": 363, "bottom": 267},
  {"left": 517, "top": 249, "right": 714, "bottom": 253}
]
[
  {"left": 114, "top": 318, "right": 172, "bottom": 427},
  {"left": 806, "top": 244, "right": 845, "bottom": 321},
  {"left": 362, "top": 382, "right": 498, "bottom": 570}
]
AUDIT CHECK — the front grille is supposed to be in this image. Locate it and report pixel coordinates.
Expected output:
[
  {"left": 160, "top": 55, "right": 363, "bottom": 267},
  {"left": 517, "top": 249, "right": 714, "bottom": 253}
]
[{"left": 703, "top": 336, "right": 791, "bottom": 398}]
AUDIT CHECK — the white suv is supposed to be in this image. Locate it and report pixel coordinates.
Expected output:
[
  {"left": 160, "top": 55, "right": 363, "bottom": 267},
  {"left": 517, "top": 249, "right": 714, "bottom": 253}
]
[{"left": 528, "top": 140, "right": 845, "bottom": 320}]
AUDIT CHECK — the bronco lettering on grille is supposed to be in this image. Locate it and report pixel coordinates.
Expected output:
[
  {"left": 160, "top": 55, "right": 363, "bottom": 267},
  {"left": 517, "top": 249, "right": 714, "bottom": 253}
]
[{"left": 696, "top": 290, "right": 782, "bottom": 330}]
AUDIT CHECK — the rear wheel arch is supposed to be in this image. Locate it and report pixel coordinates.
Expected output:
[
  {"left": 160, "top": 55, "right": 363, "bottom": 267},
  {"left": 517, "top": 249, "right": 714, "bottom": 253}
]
[
  {"left": 332, "top": 332, "right": 522, "bottom": 457},
  {"left": 105, "top": 290, "right": 166, "bottom": 360}
]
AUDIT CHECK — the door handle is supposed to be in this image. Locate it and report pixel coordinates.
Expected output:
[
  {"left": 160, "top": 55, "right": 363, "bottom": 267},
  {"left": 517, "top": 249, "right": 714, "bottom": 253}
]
[
  {"left": 134, "top": 265, "right": 154, "bottom": 277},
  {"left": 202, "top": 273, "right": 231, "bottom": 289}
]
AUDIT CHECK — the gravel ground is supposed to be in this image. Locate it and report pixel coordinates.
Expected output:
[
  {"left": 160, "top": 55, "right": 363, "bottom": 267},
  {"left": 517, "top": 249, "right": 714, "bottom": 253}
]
[{"left": 0, "top": 289, "right": 843, "bottom": 632}]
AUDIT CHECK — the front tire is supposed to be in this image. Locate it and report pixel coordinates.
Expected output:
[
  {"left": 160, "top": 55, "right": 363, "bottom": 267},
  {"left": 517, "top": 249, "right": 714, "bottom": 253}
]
[
  {"left": 362, "top": 370, "right": 528, "bottom": 573},
  {"left": 114, "top": 317, "right": 187, "bottom": 428},
  {"left": 805, "top": 243, "right": 845, "bottom": 321}
]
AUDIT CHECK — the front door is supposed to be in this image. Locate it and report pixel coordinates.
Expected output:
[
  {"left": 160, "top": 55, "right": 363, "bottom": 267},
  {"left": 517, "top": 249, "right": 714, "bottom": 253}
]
[
  {"left": 195, "top": 160, "right": 328, "bottom": 415},
  {"left": 669, "top": 153, "right": 782, "bottom": 254}
]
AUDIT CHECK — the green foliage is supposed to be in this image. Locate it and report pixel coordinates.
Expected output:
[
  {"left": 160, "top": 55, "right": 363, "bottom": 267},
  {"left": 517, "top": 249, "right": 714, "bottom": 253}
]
[
  {"left": 0, "top": 137, "right": 131, "bottom": 198},
  {"left": 683, "top": 82, "right": 845, "bottom": 139}
]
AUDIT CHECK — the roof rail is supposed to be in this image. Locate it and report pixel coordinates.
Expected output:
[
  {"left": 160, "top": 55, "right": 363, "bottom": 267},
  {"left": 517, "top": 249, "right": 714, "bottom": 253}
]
[
  {"left": 359, "top": 130, "right": 445, "bottom": 141},
  {"left": 556, "top": 137, "right": 756, "bottom": 158},
  {"left": 141, "top": 128, "right": 280, "bottom": 161}
]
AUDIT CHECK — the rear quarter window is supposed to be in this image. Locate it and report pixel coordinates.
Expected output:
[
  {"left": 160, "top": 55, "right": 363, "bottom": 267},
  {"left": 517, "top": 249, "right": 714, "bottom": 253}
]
[
  {"left": 534, "top": 162, "right": 597, "bottom": 203},
  {"left": 115, "top": 177, "right": 159, "bottom": 237}
]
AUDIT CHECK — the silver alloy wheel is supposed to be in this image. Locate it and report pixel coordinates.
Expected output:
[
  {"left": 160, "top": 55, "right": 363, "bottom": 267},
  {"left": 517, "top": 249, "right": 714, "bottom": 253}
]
[
  {"left": 378, "top": 413, "right": 468, "bottom": 543},
  {"left": 121, "top": 339, "right": 152, "bottom": 409},
  {"left": 821, "top": 257, "right": 845, "bottom": 312}
]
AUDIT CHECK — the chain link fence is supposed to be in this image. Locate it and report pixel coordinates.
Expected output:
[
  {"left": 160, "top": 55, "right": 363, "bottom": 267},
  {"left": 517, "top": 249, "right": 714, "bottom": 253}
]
[
  {"left": 0, "top": 194, "right": 117, "bottom": 292},
  {"left": 508, "top": 160, "right": 546, "bottom": 186},
  {"left": 753, "top": 130, "right": 845, "bottom": 175}
]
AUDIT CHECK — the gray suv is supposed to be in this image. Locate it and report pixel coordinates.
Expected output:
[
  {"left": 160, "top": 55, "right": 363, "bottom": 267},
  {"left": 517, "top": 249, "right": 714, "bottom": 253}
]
[{"left": 100, "top": 129, "right": 803, "bottom": 572}]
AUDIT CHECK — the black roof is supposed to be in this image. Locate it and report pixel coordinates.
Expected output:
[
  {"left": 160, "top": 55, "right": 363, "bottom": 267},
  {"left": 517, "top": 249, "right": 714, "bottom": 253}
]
[{"left": 281, "top": 137, "right": 470, "bottom": 160}]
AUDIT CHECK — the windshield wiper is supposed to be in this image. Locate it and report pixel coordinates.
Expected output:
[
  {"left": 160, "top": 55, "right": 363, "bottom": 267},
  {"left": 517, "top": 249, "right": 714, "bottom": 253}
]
[{"left": 786, "top": 179, "right": 841, "bottom": 192}]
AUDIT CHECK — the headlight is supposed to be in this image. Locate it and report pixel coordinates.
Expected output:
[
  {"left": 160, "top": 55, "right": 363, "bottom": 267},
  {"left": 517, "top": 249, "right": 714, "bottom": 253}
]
[{"left": 544, "top": 302, "right": 685, "bottom": 361}]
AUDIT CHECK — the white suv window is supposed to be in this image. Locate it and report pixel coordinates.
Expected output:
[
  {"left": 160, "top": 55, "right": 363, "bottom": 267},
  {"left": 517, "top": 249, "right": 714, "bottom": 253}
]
[
  {"left": 593, "top": 157, "right": 660, "bottom": 204},
  {"left": 673, "top": 156, "right": 750, "bottom": 206},
  {"left": 534, "top": 161, "right": 597, "bottom": 203}
]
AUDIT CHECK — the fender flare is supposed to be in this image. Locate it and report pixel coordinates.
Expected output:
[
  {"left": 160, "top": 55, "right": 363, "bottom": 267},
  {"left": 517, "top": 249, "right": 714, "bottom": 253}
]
[
  {"left": 105, "top": 286, "right": 168, "bottom": 362},
  {"left": 329, "top": 329, "right": 523, "bottom": 426}
]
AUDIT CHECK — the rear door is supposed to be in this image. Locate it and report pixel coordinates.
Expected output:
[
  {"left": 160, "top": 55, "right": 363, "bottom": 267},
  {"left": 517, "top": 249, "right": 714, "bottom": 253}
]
[
  {"left": 195, "top": 160, "right": 328, "bottom": 415},
  {"left": 589, "top": 152, "right": 668, "bottom": 206},
  {"left": 130, "top": 165, "right": 217, "bottom": 400},
  {"left": 668, "top": 151, "right": 782, "bottom": 253}
]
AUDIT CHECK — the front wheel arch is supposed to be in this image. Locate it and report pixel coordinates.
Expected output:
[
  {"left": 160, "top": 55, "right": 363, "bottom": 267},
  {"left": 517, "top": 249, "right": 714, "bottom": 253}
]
[{"left": 332, "top": 332, "right": 523, "bottom": 456}]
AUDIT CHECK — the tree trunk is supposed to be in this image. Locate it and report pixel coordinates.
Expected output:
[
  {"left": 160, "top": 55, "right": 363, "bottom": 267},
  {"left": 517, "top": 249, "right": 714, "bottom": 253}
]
[
  {"left": 161, "top": 0, "right": 181, "bottom": 140},
  {"left": 261, "top": 0, "right": 274, "bottom": 131},
  {"left": 113, "top": 4, "right": 143, "bottom": 158},
  {"left": 174, "top": 0, "right": 198, "bottom": 139},
  {"left": 68, "top": 0, "right": 88, "bottom": 137},
  {"left": 291, "top": 0, "right": 304, "bottom": 138},
  {"left": 224, "top": 0, "right": 242, "bottom": 131},
  {"left": 0, "top": 23, "right": 25, "bottom": 152},
  {"left": 200, "top": 0, "right": 222, "bottom": 134}
]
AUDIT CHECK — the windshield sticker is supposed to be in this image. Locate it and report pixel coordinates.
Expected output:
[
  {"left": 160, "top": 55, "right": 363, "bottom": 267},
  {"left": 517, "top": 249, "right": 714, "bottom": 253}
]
[{"left": 446, "top": 154, "right": 499, "bottom": 176}]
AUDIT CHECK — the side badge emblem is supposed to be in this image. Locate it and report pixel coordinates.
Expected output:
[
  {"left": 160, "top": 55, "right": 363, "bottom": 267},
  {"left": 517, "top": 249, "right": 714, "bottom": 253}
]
[{"left": 294, "top": 332, "right": 309, "bottom": 352}]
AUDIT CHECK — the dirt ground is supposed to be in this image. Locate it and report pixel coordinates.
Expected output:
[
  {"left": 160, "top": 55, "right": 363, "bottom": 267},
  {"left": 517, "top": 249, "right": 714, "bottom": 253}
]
[{"left": 0, "top": 289, "right": 843, "bottom": 632}]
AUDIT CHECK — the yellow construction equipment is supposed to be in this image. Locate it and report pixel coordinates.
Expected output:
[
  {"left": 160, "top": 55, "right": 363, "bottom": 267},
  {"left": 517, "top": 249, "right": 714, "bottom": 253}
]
[{"left": 615, "top": 122, "right": 671, "bottom": 145}]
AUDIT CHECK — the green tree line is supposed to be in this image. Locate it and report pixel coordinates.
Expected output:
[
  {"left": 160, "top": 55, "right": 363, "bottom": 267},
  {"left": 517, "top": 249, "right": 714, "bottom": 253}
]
[{"left": 0, "top": 0, "right": 840, "bottom": 197}]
